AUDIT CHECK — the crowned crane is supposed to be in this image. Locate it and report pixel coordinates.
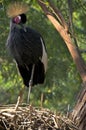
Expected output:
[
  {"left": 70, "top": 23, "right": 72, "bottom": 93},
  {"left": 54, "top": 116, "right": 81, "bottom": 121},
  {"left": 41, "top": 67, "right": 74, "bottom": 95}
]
[{"left": 6, "top": 2, "right": 47, "bottom": 106}]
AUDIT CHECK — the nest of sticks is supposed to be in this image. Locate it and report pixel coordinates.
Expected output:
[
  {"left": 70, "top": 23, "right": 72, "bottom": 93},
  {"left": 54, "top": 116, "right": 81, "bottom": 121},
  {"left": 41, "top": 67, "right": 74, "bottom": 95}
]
[{"left": 0, "top": 104, "right": 78, "bottom": 130}]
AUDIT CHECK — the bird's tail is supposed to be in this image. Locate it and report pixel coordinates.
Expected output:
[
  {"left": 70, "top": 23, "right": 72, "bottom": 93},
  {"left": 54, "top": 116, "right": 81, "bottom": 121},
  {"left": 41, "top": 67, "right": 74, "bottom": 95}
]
[
  {"left": 32, "top": 60, "right": 45, "bottom": 86},
  {"left": 17, "top": 60, "right": 45, "bottom": 87}
]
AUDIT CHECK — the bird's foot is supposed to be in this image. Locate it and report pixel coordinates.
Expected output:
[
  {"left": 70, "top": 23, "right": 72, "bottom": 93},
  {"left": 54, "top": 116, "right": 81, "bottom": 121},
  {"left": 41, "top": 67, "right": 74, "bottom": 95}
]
[
  {"left": 27, "top": 64, "right": 35, "bottom": 104},
  {"left": 27, "top": 85, "right": 32, "bottom": 104}
]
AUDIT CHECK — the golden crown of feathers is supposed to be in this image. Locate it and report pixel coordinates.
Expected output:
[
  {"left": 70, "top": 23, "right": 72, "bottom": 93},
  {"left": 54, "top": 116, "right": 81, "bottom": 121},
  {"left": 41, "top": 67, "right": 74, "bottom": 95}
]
[{"left": 7, "top": 2, "right": 28, "bottom": 18}]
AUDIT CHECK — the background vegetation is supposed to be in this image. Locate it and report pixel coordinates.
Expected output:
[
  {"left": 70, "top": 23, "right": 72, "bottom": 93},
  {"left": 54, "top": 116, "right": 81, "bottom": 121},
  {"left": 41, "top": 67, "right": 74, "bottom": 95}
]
[{"left": 0, "top": 0, "right": 86, "bottom": 112}]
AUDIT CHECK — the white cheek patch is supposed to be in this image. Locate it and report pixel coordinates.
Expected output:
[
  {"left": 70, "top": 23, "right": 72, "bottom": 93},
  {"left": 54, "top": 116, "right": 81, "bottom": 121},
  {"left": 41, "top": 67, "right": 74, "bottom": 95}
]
[{"left": 40, "top": 38, "right": 48, "bottom": 73}]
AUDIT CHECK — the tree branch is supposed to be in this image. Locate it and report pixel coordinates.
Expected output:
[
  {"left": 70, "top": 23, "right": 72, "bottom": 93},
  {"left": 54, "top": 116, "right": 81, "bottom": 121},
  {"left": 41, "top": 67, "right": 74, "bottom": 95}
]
[
  {"left": 37, "top": 0, "right": 86, "bottom": 82},
  {"left": 67, "top": 0, "right": 78, "bottom": 47}
]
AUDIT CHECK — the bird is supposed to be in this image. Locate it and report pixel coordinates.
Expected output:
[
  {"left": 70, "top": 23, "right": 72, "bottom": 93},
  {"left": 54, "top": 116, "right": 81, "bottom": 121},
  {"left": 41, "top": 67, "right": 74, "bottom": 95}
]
[{"left": 6, "top": 2, "right": 48, "bottom": 105}]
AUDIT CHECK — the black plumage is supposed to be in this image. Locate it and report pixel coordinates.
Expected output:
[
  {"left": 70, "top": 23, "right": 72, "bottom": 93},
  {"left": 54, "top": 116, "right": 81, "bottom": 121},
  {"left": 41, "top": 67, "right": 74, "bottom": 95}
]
[{"left": 6, "top": 4, "right": 47, "bottom": 87}]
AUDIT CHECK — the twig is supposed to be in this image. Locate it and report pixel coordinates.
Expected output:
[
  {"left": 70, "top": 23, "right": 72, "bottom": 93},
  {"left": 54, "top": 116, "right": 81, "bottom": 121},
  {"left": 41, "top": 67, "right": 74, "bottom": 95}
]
[
  {"left": 15, "top": 96, "right": 21, "bottom": 111},
  {"left": 15, "top": 86, "right": 25, "bottom": 111},
  {"left": 2, "top": 120, "right": 8, "bottom": 130},
  {"left": 52, "top": 117, "right": 58, "bottom": 128},
  {"left": 40, "top": 93, "right": 44, "bottom": 108}
]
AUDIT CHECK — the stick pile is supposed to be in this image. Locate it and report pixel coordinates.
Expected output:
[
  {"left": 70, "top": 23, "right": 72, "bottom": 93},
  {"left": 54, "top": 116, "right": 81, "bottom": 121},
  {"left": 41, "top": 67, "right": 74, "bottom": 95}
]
[{"left": 0, "top": 104, "right": 78, "bottom": 130}]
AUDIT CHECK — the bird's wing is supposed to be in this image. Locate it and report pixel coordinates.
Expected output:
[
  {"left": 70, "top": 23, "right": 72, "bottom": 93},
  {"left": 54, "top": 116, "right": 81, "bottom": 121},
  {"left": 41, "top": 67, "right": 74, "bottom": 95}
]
[
  {"left": 17, "top": 61, "right": 45, "bottom": 87},
  {"left": 40, "top": 37, "right": 48, "bottom": 73},
  {"left": 17, "top": 64, "right": 32, "bottom": 87},
  {"left": 19, "top": 27, "right": 43, "bottom": 63},
  {"left": 22, "top": 27, "right": 48, "bottom": 72}
]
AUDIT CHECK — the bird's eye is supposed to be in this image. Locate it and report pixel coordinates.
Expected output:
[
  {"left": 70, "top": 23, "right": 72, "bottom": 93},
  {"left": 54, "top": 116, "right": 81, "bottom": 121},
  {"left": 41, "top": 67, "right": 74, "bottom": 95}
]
[{"left": 13, "top": 16, "right": 21, "bottom": 24}]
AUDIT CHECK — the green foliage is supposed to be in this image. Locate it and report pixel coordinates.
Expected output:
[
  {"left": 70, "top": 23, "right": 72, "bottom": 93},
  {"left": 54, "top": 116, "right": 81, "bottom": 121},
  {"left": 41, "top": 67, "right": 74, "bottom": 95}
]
[{"left": 0, "top": 0, "right": 85, "bottom": 111}]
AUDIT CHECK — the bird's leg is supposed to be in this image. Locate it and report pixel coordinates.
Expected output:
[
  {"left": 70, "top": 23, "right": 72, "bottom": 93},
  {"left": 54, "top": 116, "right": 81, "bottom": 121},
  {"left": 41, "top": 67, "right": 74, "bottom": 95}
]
[
  {"left": 27, "top": 64, "right": 35, "bottom": 104},
  {"left": 15, "top": 85, "right": 25, "bottom": 111}
]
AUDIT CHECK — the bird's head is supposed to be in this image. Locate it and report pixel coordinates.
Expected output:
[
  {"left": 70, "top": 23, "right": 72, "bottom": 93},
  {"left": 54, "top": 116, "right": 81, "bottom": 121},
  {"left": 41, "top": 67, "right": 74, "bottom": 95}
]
[
  {"left": 7, "top": 2, "right": 28, "bottom": 24},
  {"left": 13, "top": 14, "right": 27, "bottom": 24}
]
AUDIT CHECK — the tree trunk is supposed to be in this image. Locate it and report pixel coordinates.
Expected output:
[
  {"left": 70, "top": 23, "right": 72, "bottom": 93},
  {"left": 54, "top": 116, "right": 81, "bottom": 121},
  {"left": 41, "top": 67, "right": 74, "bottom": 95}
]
[
  {"left": 37, "top": 0, "right": 86, "bottom": 129},
  {"left": 72, "top": 85, "right": 86, "bottom": 130}
]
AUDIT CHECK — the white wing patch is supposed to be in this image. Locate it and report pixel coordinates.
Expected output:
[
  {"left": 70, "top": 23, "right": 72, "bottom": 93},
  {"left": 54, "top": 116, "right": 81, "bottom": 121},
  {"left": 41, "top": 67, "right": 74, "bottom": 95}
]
[{"left": 40, "top": 38, "right": 48, "bottom": 73}]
